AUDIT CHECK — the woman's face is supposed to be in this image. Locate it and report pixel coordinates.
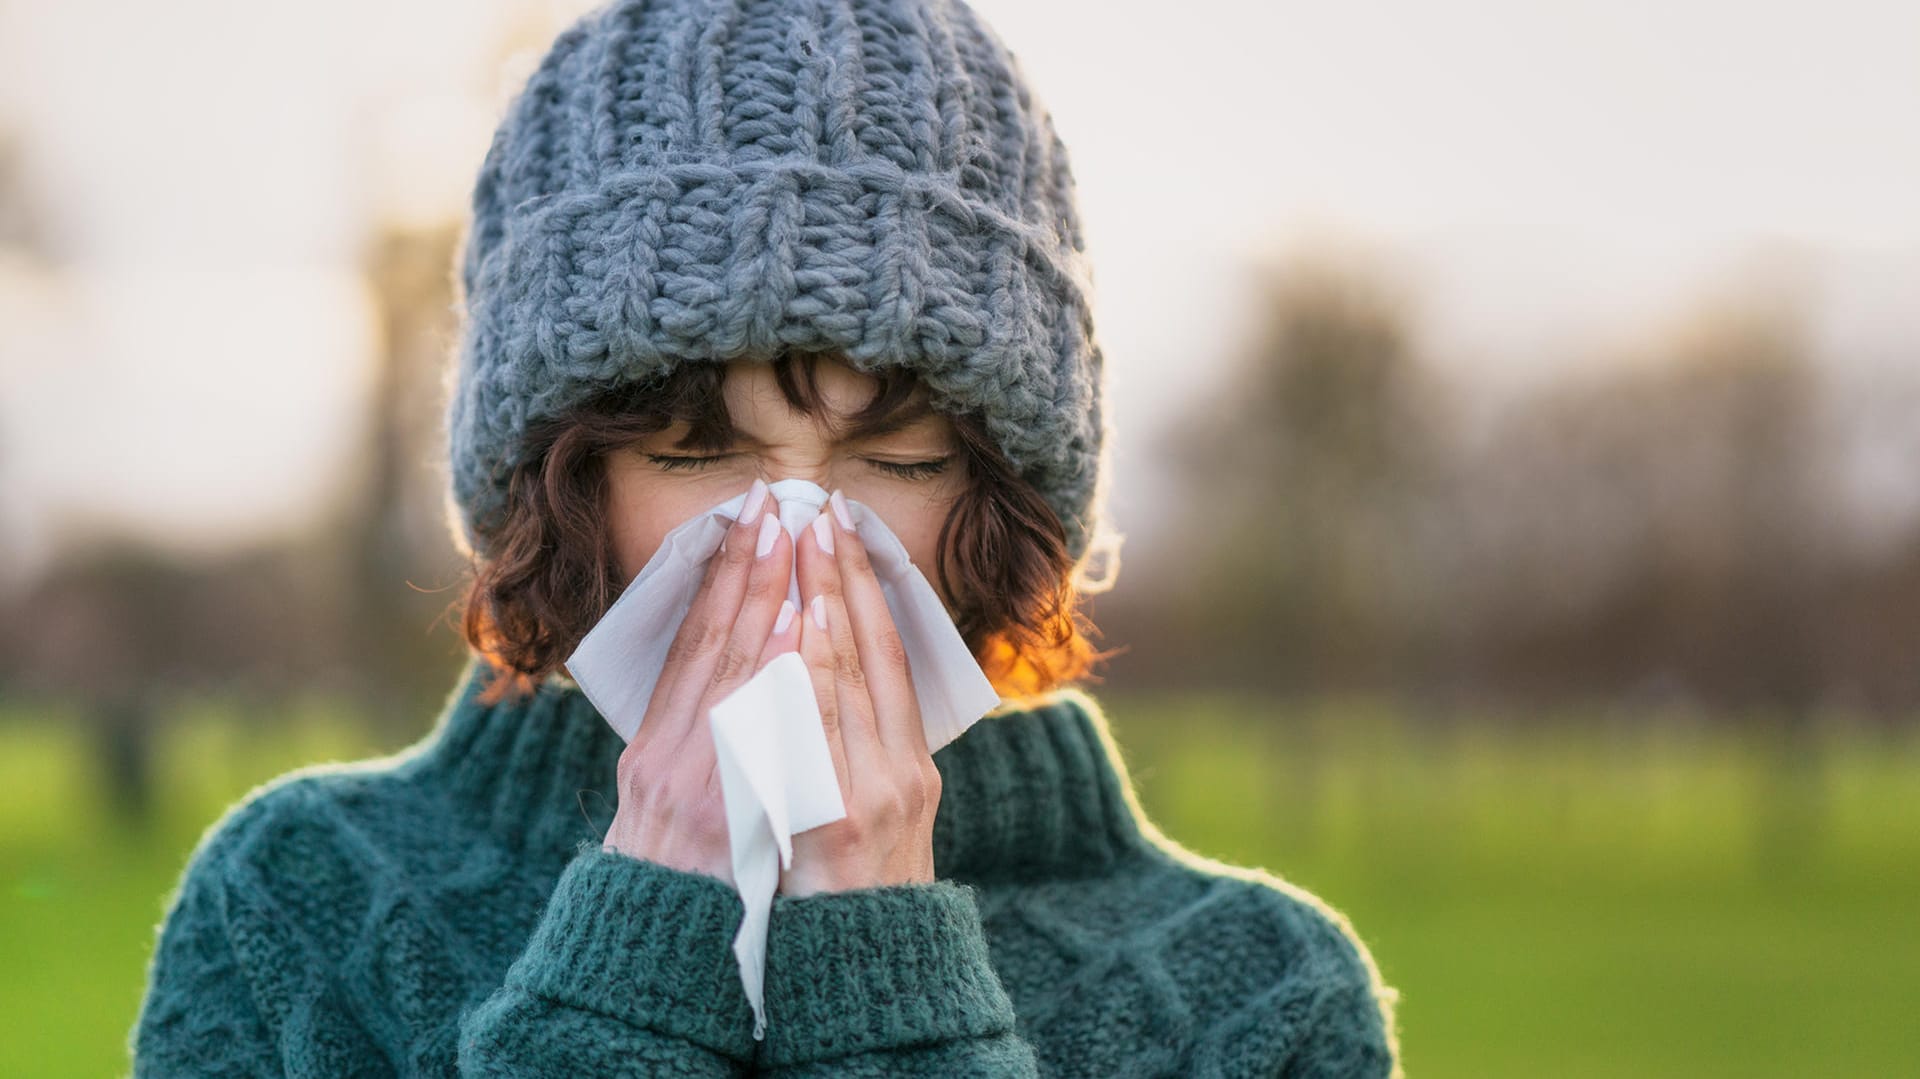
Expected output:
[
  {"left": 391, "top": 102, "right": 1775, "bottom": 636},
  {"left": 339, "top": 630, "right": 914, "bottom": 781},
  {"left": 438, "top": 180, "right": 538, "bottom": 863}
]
[{"left": 603, "top": 356, "right": 967, "bottom": 607}]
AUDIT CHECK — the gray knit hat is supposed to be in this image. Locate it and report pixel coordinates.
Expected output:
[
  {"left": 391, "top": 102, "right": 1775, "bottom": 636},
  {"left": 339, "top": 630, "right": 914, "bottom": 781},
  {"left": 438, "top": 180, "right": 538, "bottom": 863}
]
[{"left": 444, "top": 0, "right": 1110, "bottom": 565}]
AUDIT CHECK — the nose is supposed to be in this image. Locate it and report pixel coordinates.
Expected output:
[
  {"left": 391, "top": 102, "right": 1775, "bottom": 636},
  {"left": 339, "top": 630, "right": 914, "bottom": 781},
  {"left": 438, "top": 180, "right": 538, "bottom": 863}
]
[
  {"left": 762, "top": 476, "right": 834, "bottom": 523},
  {"left": 745, "top": 448, "right": 836, "bottom": 490},
  {"left": 757, "top": 466, "right": 832, "bottom": 492}
]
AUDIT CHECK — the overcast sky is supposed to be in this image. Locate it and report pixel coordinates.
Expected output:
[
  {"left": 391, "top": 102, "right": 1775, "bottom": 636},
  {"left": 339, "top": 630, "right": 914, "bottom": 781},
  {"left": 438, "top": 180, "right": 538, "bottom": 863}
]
[{"left": 2, "top": 0, "right": 1916, "bottom": 585}]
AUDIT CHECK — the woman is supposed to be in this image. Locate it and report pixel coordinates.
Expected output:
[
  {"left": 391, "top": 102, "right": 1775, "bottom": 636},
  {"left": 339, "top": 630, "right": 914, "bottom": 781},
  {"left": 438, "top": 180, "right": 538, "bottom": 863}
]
[{"left": 133, "top": 0, "right": 1400, "bottom": 1075}]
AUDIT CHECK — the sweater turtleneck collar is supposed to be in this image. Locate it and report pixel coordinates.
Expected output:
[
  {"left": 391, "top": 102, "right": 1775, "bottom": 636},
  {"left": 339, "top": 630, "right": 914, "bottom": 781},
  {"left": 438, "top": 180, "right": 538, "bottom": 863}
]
[{"left": 401, "top": 657, "right": 1153, "bottom": 884}]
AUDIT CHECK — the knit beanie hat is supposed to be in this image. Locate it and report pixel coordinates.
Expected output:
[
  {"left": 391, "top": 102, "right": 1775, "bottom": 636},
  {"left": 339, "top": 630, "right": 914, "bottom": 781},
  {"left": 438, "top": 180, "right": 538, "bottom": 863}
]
[{"left": 444, "top": 0, "right": 1112, "bottom": 565}]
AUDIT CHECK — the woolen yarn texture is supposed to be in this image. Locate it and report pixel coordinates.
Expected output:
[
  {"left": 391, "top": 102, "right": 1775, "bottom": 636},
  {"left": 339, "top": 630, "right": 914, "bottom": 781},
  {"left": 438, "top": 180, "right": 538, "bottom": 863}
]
[
  {"left": 131, "top": 660, "right": 1402, "bottom": 1075},
  {"left": 445, "top": 0, "right": 1110, "bottom": 562}
]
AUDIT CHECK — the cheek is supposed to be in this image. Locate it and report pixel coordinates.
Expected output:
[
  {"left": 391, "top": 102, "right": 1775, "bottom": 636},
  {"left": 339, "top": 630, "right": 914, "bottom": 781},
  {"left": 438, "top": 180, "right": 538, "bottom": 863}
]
[
  {"left": 605, "top": 481, "right": 719, "bottom": 581},
  {"left": 853, "top": 488, "right": 954, "bottom": 577},
  {"left": 609, "top": 520, "right": 666, "bottom": 582}
]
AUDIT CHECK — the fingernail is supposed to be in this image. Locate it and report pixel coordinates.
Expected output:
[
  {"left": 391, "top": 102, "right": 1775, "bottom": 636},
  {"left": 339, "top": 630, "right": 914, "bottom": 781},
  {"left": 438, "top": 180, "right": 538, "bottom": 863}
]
[
  {"left": 774, "top": 599, "right": 796, "bottom": 634},
  {"left": 829, "top": 489, "right": 854, "bottom": 531},
  {"left": 810, "top": 594, "right": 828, "bottom": 629},
  {"left": 740, "top": 477, "right": 770, "bottom": 525},
  {"left": 811, "top": 511, "right": 834, "bottom": 554},
  {"left": 755, "top": 512, "right": 781, "bottom": 558}
]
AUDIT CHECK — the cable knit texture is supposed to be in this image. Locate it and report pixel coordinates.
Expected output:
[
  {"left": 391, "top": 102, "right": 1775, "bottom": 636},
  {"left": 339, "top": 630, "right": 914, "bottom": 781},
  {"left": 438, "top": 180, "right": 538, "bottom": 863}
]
[
  {"left": 131, "top": 659, "right": 1402, "bottom": 1076},
  {"left": 446, "top": 0, "right": 1110, "bottom": 564}
]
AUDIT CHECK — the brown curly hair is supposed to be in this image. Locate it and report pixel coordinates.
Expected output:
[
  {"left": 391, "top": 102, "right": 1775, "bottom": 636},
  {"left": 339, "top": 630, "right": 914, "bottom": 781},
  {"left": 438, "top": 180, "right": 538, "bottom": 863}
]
[{"left": 456, "top": 350, "right": 1115, "bottom": 707}]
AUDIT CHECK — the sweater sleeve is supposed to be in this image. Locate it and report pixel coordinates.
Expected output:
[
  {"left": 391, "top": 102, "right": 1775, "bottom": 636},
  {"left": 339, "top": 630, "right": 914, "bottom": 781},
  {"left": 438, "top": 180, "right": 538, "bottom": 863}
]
[
  {"left": 456, "top": 843, "right": 761, "bottom": 1075},
  {"left": 754, "top": 879, "right": 1040, "bottom": 1077},
  {"left": 1184, "top": 889, "right": 1402, "bottom": 1079},
  {"left": 1264, "top": 900, "right": 1400, "bottom": 1079},
  {"left": 132, "top": 833, "right": 762, "bottom": 1077},
  {"left": 130, "top": 856, "right": 284, "bottom": 1078},
  {"left": 1267, "top": 971, "right": 1399, "bottom": 1079}
]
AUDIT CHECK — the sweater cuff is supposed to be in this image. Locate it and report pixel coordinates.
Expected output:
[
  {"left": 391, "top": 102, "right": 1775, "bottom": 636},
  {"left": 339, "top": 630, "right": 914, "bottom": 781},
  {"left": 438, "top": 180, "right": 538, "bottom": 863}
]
[
  {"left": 758, "top": 879, "right": 1018, "bottom": 1067},
  {"left": 503, "top": 842, "right": 757, "bottom": 1062}
]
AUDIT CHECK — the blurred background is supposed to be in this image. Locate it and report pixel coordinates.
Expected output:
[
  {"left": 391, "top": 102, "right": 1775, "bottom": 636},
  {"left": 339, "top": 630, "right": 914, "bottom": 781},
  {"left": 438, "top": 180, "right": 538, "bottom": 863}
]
[{"left": 2, "top": 0, "right": 1917, "bottom": 1075}]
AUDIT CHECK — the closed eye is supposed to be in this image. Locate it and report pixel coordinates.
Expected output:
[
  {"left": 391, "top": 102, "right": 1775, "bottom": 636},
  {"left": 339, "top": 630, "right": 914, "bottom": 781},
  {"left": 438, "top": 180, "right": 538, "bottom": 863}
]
[
  {"left": 643, "top": 453, "right": 730, "bottom": 473},
  {"left": 643, "top": 453, "right": 953, "bottom": 480},
  {"left": 869, "top": 456, "right": 953, "bottom": 479}
]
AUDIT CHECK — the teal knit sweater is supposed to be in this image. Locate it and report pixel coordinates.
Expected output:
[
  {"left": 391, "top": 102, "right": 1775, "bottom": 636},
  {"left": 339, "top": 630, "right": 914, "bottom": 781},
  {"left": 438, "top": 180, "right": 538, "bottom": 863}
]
[{"left": 131, "top": 659, "right": 1401, "bottom": 1076}]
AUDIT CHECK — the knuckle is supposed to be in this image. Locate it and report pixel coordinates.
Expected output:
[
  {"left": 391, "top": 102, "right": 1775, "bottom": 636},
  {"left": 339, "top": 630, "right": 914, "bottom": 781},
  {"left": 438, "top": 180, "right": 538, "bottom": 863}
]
[
  {"left": 709, "top": 640, "right": 757, "bottom": 689},
  {"left": 834, "top": 640, "right": 866, "bottom": 687},
  {"left": 667, "top": 615, "right": 726, "bottom": 668},
  {"left": 743, "top": 563, "right": 782, "bottom": 603},
  {"left": 831, "top": 814, "right": 869, "bottom": 850},
  {"left": 615, "top": 750, "right": 649, "bottom": 796},
  {"left": 813, "top": 690, "right": 840, "bottom": 731},
  {"left": 662, "top": 630, "right": 692, "bottom": 668},
  {"left": 885, "top": 788, "right": 912, "bottom": 825},
  {"left": 905, "top": 766, "right": 940, "bottom": 815},
  {"left": 860, "top": 784, "right": 908, "bottom": 826},
  {"left": 843, "top": 541, "right": 875, "bottom": 577},
  {"left": 723, "top": 525, "right": 755, "bottom": 567},
  {"left": 875, "top": 627, "right": 910, "bottom": 672}
]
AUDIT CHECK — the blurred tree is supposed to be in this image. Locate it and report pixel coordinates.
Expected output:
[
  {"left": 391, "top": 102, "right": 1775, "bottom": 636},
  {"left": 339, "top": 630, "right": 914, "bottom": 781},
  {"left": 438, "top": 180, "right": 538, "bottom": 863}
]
[
  {"left": 0, "top": 215, "right": 471, "bottom": 822},
  {"left": 1457, "top": 288, "right": 1844, "bottom": 869},
  {"left": 331, "top": 221, "right": 473, "bottom": 733},
  {"left": 1148, "top": 246, "right": 1459, "bottom": 696},
  {"left": 0, "top": 533, "right": 357, "bottom": 824},
  {"left": 1461, "top": 293, "right": 1836, "bottom": 712}
]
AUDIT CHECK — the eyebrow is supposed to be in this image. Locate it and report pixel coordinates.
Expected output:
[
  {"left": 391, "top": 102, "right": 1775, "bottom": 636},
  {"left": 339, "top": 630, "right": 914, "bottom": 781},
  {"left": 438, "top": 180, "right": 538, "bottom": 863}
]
[
  {"left": 665, "top": 397, "right": 944, "bottom": 453},
  {"left": 838, "top": 397, "right": 938, "bottom": 441}
]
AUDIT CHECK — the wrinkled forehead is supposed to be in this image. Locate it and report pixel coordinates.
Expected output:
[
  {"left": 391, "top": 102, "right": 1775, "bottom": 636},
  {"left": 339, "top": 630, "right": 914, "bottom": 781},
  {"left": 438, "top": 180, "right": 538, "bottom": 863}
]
[{"left": 677, "top": 359, "right": 953, "bottom": 446}]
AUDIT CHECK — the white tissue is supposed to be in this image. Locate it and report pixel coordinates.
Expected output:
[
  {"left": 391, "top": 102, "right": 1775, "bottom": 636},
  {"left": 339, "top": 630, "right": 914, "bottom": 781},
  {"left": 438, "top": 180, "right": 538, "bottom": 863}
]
[{"left": 563, "top": 478, "right": 1003, "bottom": 1040}]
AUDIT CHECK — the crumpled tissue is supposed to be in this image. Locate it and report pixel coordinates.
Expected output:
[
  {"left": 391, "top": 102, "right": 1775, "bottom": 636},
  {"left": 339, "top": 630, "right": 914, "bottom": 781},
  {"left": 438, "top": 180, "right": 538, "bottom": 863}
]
[{"left": 564, "top": 477, "right": 1003, "bottom": 1040}]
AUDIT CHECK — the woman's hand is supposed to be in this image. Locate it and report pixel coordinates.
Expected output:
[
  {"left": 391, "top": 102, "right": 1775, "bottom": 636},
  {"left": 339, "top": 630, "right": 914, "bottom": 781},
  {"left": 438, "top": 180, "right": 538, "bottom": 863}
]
[
  {"left": 601, "top": 479, "right": 799, "bottom": 885},
  {"left": 778, "top": 489, "right": 942, "bottom": 897}
]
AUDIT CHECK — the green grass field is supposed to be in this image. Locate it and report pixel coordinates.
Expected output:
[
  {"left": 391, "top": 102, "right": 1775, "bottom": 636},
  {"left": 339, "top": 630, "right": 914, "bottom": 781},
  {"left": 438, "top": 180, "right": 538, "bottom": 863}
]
[{"left": 3, "top": 690, "right": 1915, "bottom": 1077}]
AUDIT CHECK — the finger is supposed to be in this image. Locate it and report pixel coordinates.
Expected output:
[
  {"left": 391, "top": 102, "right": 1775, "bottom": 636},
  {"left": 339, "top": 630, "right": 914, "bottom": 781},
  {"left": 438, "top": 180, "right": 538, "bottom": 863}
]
[
  {"left": 756, "top": 598, "right": 800, "bottom": 671},
  {"left": 629, "top": 670, "right": 723, "bottom": 818},
  {"left": 793, "top": 501, "right": 839, "bottom": 624},
  {"left": 648, "top": 480, "right": 769, "bottom": 754},
  {"left": 697, "top": 509, "right": 792, "bottom": 707},
  {"left": 797, "top": 508, "right": 881, "bottom": 750},
  {"left": 798, "top": 591, "right": 853, "bottom": 802},
  {"left": 667, "top": 688, "right": 724, "bottom": 803},
  {"left": 810, "top": 590, "right": 886, "bottom": 803},
  {"left": 823, "top": 489, "right": 923, "bottom": 756}
]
